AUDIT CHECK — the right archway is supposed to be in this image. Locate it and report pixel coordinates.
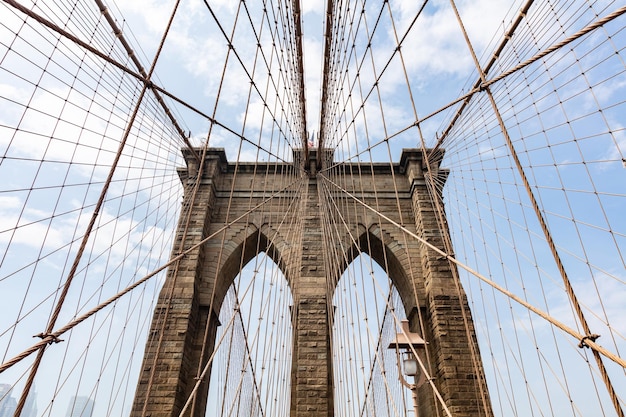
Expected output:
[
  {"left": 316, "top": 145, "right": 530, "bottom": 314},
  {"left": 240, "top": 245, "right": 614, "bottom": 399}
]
[
  {"left": 332, "top": 251, "right": 415, "bottom": 417},
  {"left": 332, "top": 224, "right": 492, "bottom": 417},
  {"left": 326, "top": 147, "right": 494, "bottom": 417}
]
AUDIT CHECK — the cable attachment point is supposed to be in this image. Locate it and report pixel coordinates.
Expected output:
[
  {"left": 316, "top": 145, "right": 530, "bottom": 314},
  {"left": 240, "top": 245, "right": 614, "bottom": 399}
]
[
  {"left": 33, "top": 333, "right": 64, "bottom": 345},
  {"left": 578, "top": 333, "right": 600, "bottom": 349}
]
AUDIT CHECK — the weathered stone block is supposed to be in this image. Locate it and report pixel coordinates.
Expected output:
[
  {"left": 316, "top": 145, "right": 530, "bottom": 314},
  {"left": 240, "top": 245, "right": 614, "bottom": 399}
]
[{"left": 132, "top": 148, "right": 491, "bottom": 417}]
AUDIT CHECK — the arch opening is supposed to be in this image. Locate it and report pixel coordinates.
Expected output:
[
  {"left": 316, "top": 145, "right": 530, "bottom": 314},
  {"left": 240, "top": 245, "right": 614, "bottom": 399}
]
[
  {"left": 332, "top": 252, "right": 413, "bottom": 417},
  {"left": 336, "top": 226, "right": 423, "bottom": 316},
  {"left": 206, "top": 252, "right": 293, "bottom": 417},
  {"left": 208, "top": 226, "right": 292, "bottom": 317}
]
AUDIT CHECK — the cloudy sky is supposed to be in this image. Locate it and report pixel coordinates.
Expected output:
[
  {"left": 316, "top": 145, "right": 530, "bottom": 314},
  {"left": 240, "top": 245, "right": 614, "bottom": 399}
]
[
  {"left": 1, "top": 0, "right": 625, "bottom": 416},
  {"left": 104, "top": 0, "right": 525, "bottom": 160}
]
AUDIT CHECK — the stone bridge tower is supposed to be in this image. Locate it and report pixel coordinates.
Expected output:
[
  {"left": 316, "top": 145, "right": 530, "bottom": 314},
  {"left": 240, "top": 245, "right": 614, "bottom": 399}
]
[{"left": 130, "top": 148, "right": 493, "bottom": 417}]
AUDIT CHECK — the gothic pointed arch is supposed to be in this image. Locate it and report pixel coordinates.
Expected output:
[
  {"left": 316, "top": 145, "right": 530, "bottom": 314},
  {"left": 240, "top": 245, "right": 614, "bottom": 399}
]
[
  {"left": 332, "top": 251, "right": 412, "bottom": 417},
  {"left": 132, "top": 148, "right": 492, "bottom": 417},
  {"left": 207, "top": 250, "right": 294, "bottom": 417},
  {"left": 337, "top": 222, "right": 424, "bottom": 317},
  {"left": 205, "top": 222, "right": 294, "bottom": 316}
]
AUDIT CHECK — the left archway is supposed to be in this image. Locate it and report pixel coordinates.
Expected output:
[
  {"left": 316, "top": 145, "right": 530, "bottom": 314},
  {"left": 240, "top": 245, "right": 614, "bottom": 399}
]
[
  {"left": 206, "top": 252, "right": 293, "bottom": 417},
  {"left": 130, "top": 217, "right": 295, "bottom": 417},
  {"left": 131, "top": 149, "right": 302, "bottom": 417}
]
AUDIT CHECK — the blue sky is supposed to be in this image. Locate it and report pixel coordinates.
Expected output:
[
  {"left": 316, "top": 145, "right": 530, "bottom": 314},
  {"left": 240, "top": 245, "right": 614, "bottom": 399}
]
[{"left": 1, "top": 0, "right": 625, "bottom": 416}]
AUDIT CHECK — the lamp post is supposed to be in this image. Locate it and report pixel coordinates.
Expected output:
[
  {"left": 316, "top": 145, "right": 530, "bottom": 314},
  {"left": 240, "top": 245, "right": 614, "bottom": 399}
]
[{"left": 388, "top": 320, "right": 428, "bottom": 417}]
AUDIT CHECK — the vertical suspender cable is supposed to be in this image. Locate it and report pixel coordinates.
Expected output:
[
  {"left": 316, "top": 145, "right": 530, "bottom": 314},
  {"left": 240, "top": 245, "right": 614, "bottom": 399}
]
[
  {"left": 446, "top": 1, "right": 625, "bottom": 416},
  {"left": 12, "top": 1, "right": 184, "bottom": 415},
  {"left": 93, "top": 0, "right": 201, "bottom": 163}
]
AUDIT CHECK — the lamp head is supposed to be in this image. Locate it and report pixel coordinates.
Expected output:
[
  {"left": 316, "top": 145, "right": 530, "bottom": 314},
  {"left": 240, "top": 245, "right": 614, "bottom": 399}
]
[
  {"left": 388, "top": 320, "right": 427, "bottom": 377},
  {"left": 403, "top": 351, "right": 419, "bottom": 377},
  {"left": 388, "top": 320, "right": 427, "bottom": 351}
]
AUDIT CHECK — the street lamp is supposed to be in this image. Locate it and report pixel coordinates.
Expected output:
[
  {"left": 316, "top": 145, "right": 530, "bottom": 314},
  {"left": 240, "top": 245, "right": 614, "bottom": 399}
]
[{"left": 388, "top": 320, "right": 428, "bottom": 417}]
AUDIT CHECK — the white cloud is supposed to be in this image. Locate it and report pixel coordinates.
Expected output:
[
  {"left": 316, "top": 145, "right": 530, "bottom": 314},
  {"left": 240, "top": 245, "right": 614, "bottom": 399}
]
[
  {"left": 562, "top": 273, "right": 626, "bottom": 336},
  {"left": 0, "top": 82, "right": 27, "bottom": 103},
  {"left": 478, "top": 143, "right": 506, "bottom": 159},
  {"left": 0, "top": 195, "right": 74, "bottom": 249},
  {"left": 302, "top": 1, "right": 324, "bottom": 16},
  {"left": 238, "top": 98, "right": 267, "bottom": 132},
  {"left": 0, "top": 196, "right": 21, "bottom": 209},
  {"left": 390, "top": 0, "right": 515, "bottom": 79}
]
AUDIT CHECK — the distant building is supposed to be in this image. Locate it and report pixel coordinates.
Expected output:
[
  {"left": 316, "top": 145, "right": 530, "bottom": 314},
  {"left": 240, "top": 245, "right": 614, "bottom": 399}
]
[
  {"left": 23, "top": 385, "right": 38, "bottom": 417},
  {"left": 65, "top": 396, "right": 94, "bottom": 417},
  {"left": 0, "top": 383, "right": 37, "bottom": 417},
  {"left": 0, "top": 384, "right": 17, "bottom": 417}
]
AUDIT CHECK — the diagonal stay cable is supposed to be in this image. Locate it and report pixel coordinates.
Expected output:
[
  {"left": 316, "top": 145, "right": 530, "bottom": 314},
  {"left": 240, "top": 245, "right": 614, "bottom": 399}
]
[
  {"left": 11, "top": 0, "right": 185, "bottom": 414},
  {"left": 1, "top": 0, "right": 287, "bottom": 165},
  {"left": 93, "top": 0, "right": 200, "bottom": 162},
  {"left": 0, "top": 175, "right": 301, "bottom": 374},
  {"left": 321, "top": 174, "right": 626, "bottom": 371},
  {"left": 432, "top": 3, "right": 626, "bottom": 155}
]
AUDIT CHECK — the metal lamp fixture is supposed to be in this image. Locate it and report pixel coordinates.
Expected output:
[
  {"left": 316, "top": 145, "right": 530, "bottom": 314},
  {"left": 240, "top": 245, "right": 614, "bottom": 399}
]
[
  {"left": 388, "top": 320, "right": 428, "bottom": 416},
  {"left": 403, "top": 351, "right": 419, "bottom": 377}
]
